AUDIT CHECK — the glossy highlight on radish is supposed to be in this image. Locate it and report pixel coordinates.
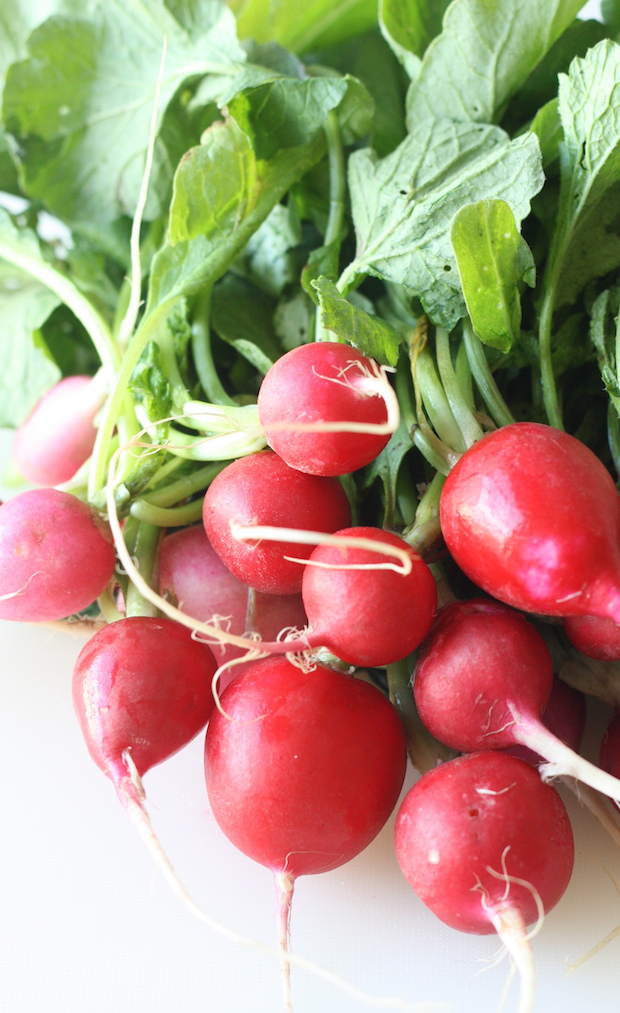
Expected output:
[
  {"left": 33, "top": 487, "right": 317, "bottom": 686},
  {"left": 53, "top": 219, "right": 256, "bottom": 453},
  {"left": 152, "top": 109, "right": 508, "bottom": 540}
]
[
  {"left": 413, "top": 598, "right": 620, "bottom": 803},
  {"left": 0, "top": 487, "right": 116, "bottom": 622},
  {"left": 257, "top": 342, "right": 394, "bottom": 476},
  {"left": 394, "top": 751, "right": 574, "bottom": 1012},
  {"left": 439, "top": 422, "right": 620, "bottom": 622},
  {"left": 202, "top": 450, "right": 351, "bottom": 594}
]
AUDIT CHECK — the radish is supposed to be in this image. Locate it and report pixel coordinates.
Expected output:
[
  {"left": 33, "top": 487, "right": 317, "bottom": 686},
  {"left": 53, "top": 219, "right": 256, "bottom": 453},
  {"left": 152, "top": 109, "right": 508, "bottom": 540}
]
[
  {"left": 72, "top": 615, "right": 217, "bottom": 894},
  {"left": 563, "top": 613, "right": 620, "bottom": 661},
  {"left": 225, "top": 525, "right": 438, "bottom": 668},
  {"left": 0, "top": 487, "right": 116, "bottom": 622},
  {"left": 204, "top": 656, "right": 407, "bottom": 1009},
  {"left": 158, "top": 523, "right": 307, "bottom": 681},
  {"left": 257, "top": 342, "right": 396, "bottom": 476},
  {"left": 439, "top": 422, "right": 620, "bottom": 621},
  {"left": 13, "top": 374, "right": 106, "bottom": 486},
  {"left": 412, "top": 598, "right": 620, "bottom": 803},
  {"left": 202, "top": 450, "right": 352, "bottom": 594},
  {"left": 394, "top": 751, "right": 574, "bottom": 1013}
]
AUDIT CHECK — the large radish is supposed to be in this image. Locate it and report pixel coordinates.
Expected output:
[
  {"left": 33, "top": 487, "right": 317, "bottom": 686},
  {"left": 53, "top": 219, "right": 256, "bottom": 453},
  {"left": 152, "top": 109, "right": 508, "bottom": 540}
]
[{"left": 439, "top": 422, "right": 620, "bottom": 621}]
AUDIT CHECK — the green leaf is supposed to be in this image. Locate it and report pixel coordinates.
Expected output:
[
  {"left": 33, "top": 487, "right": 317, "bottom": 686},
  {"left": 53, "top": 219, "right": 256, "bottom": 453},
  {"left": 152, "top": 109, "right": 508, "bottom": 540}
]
[
  {"left": 405, "top": 0, "right": 586, "bottom": 127},
  {"left": 211, "top": 274, "right": 280, "bottom": 373},
  {"left": 451, "top": 199, "right": 535, "bottom": 353},
  {"left": 545, "top": 40, "right": 620, "bottom": 313},
  {"left": 227, "top": 76, "right": 347, "bottom": 160},
  {"left": 589, "top": 287, "right": 620, "bottom": 412},
  {"left": 229, "top": 0, "right": 378, "bottom": 54},
  {"left": 0, "top": 257, "right": 61, "bottom": 428},
  {"left": 3, "top": 0, "right": 245, "bottom": 225},
  {"left": 311, "top": 276, "right": 401, "bottom": 367},
  {"left": 530, "top": 98, "right": 563, "bottom": 168},
  {"left": 234, "top": 203, "right": 302, "bottom": 298},
  {"left": 379, "top": 0, "right": 450, "bottom": 77},
  {"left": 344, "top": 120, "right": 544, "bottom": 330},
  {"left": 501, "top": 19, "right": 608, "bottom": 135},
  {"left": 361, "top": 408, "right": 414, "bottom": 528},
  {"left": 146, "top": 118, "right": 327, "bottom": 319}
]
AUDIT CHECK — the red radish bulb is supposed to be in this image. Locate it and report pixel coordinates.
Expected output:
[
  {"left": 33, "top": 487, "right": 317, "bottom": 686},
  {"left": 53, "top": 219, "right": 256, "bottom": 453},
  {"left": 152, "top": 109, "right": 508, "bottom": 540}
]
[
  {"left": 202, "top": 450, "right": 351, "bottom": 594},
  {"left": 439, "top": 422, "right": 620, "bottom": 621},
  {"left": 413, "top": 598, "right": 620, "bottom": 803},
  {"left": 73, "top": 616, "right": 218, "bottom": 907},
  {"left": 394, "top": 751, "right": 574, "bottom": 1011},
  {"left": 563, "top": 613, "right": 620, "bottom": 660},
  {"left": 249, "top": 526, "right": 437, "bottom": 667},
  {"left": 257, "top": 342, "right": 393, "bottom": 476},
  {"left": 0, "top": 488, "right": 116, "bottom": 622},
  {"left": 205, "top": 656, "right": 407, "bottom": 1004},
  {"left": 14, "top": 374, "right": 105, "bottom": 486}
]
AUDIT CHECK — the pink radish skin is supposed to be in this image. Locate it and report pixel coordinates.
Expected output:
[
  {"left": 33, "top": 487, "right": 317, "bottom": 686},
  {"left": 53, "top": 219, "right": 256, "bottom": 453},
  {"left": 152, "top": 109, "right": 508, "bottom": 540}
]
[
  {"left": 202, "top": 450, "right": 351, "bottom": 595},
  {"left": 73, "top": 616, "right": 217, "bottom": 784},
  {"left": 158, "top": 524, "right": 307, "bottom": 682},
  {"left": 563, "top": 613, "right": 620, "bottom": 661},
  {"left": 439, "top": 422, "right": 620, "bottom": 621},
  {"left": 0, "top": 488, "right": 116, "bottom": 622},
  {"left": 394, "top": 751, "right": 573, "bottom": 1013},
  {"left": 413, "top": 598, "right": 620, "bottom": 803},
  {"left": 14, "top": 374, "right": 105, "bottom": 486},
  {"left": 257, "top": 342, "right": 391, "bottom": 476}
]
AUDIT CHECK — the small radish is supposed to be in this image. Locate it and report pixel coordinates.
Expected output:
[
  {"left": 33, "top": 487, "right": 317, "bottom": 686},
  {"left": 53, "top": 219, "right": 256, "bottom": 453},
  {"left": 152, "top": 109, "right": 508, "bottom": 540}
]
[
  {"left": 202, "top": 450, "right": 352, "bottom": 594},
  {"left": 73, "top": 615, "right": 217, "bottom": 783},
  {"left": 0, "top": 487, "right": 116, "bottom": 622},
  {"left": 563, "top": 613, "right": 620, "bottom": 661},
  {"left": 257, "top": 342, "right": 396, "bottom": 476},
  {"left": 394, "top": 751, "right": 574, "bottom": 1013},
  {"left": 439, "top": 422, "right": 620, "bottom": 621},
  {"left": 158, "top": 524, "right": 307, "bottom": 681},
  {"left": 231, "top": 525, "right": 438, "bottom": 668},
  {"left": 204, "top": 656, "right": 407, "bottom": 1010},
  {"left": 412, "top": 598, "right": 620, "bottom": 803},
  {"left": 14, "top": 373, "right": 106, "bottom": 486},
  {"left": 73, "top": 616, "right": 217, "bottom": 897}
]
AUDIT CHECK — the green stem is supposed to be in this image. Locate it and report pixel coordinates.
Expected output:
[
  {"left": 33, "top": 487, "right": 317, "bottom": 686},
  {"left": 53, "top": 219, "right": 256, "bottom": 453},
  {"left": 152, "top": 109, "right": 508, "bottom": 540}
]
[
  {"left": 415, "top": 347, "right": 466, "bottom": 451},
  {"left": 435, "top": 327, "right": 483, "bottom": 448},
  {"left": 403, "top": 470, "right": 445, "bottom": 555},
  {"left": 315, "top": 111, "right": 346, "bottom": 341},
  {"left": 191, "top": 288, "right": 236, "bottom": 406},
  {"left": 462, "top": 319, "right": 515, "bottom": 428},
  {"left": 129, "top": 499, "right": 204, "bottom": 527},
  {"left": 124, "top": 522, "right": 162, "bottom": 618},
  {"left": 0, "top": 237, "right": 120, "bottom": 375},
  {"left": 386, "top": 657, "right": 454, "bottom": 774},
  {"left": 608, "top": 402, "right": 620, "bottom": 479},
  {"left": 141, "top": 461, "right": 225, "bottom": 507}
]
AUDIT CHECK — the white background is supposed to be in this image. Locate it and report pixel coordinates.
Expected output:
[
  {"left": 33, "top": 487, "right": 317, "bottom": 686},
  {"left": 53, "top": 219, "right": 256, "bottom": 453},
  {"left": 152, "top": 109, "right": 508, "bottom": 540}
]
[{"left": 2, "top": 2, "right": 619, "bottom": 1012}]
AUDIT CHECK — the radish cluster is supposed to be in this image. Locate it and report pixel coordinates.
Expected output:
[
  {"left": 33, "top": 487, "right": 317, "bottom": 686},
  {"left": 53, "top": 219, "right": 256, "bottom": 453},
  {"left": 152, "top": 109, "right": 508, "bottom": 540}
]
[{"left": 8, "top": 348, "right": 620, "bottom": 1013}]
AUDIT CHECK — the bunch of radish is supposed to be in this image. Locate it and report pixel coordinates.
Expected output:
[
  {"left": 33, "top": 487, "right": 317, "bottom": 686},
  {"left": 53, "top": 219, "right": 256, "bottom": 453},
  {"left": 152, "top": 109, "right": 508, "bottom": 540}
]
[{"left": 6, "top": 332, "right": 620, "bottom": 1013}]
